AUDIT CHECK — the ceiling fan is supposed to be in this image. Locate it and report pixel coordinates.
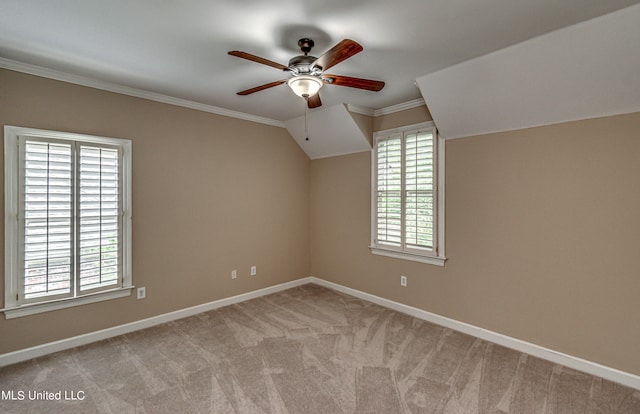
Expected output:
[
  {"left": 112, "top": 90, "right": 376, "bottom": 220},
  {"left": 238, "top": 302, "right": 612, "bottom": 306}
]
[{"left": 228, "top": 38, "right": 385, "bottom": 109}]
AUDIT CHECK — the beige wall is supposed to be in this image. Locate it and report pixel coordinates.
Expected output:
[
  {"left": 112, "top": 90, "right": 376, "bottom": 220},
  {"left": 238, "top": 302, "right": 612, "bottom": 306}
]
[
  {"left": 3, "top": 68, "right": 640, "bottom": 378},
  {"left": 311, "top": 108, "right": 640, "bottom": 375},
  {"left": 0, "top": 69, "right": 310, "bottom": 353}
]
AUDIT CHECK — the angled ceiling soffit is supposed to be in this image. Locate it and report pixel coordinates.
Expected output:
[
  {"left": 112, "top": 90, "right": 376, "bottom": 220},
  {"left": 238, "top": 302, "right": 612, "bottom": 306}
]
[
  {"left": 416, "top": 4, "right": 640, "bottom": 139},
  {"left": 285, "top": 104, "right": 372, "bottom": 159}
]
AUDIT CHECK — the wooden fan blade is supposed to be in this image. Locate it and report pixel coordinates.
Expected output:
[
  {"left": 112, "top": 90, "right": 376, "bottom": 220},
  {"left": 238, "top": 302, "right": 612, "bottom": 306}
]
[
  {"left": 307, "top": 94, "right": 322, "bottom": 108},
  {"left": 311, "top": 39, "right": 363, "bottom": 71},
  {"left": 237, "top": 80, "right": 287, "bottom": 95},
  {"left": 228, "top": 51, "right": 289, "bottom": 71},
  {"left": 322, "top": 74, "right": 385, "bottom": 91}
]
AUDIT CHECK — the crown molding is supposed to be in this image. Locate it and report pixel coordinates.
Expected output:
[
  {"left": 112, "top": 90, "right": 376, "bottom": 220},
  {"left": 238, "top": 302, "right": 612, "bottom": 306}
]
[
  {"left": 0, "top": 58, "right": 285, "bottom": 128},
  {"left": 347, "top": 98, "right": 427, "bottom": 118},
  {"left": 346, "top": 104, "right": 376, "bottom": 117},
  {"left": 374, "top": 98, "right": 426, "bottom": 116}
]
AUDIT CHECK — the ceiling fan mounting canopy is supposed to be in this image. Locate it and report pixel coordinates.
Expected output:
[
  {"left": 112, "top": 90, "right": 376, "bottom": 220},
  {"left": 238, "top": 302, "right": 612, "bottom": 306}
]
[
  {"left": 298, "top": 38, "right": 314, "bottom": 54},
  {"left": 228, "top": 37, "right": 385, "bottom": 108}
]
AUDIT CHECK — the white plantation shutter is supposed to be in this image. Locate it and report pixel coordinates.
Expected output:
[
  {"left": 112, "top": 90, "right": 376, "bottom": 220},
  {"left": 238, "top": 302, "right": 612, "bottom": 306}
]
[
  {"left": 372, "top": 123, "right": 443, "bottom": 264},
  {"left": 405, "top": 130, "right": 435, "bottom": 250},
  {"left": 376, "top": 136, "right": 402, "bottom": 246},
  {"left": 15, "top": 136, "right": 124, "bottom": 305},
  {"left": 19, "top": 139, "right": 74, "bottom": 302},
  {"left": 78, "top": 145, "right": 121, "bottom": 292},
  {"left": 5, "top": 126, "right": 132, "bottom": 317}
]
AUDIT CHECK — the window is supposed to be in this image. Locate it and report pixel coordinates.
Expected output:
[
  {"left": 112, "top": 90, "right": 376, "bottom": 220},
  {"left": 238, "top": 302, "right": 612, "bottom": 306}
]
[
  {"left": 3, "top": 126, "right": 132, "bottom": 318},
  {"left": 371, "top": 121, "right": 446, "bottom": 266}
]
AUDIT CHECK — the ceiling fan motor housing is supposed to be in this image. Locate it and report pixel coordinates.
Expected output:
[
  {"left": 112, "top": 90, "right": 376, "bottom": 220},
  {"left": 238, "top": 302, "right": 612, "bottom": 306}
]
[{"left": 288, "top": 55, "right": 321, "bottom": 76}]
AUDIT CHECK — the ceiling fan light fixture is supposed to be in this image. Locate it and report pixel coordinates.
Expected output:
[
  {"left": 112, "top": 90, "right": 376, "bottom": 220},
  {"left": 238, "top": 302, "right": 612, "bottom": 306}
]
[{"left": 287, "top": 75, "right": 323, "bottom": 98}]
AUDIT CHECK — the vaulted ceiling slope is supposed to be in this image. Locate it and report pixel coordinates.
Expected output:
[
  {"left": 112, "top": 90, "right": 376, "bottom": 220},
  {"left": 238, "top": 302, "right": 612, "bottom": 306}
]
[
  {"left": 417, "top": 4, "right": 640, "bottom": 139},
  {"left": 285, "top": 104, "right": 372, "bottom": 159},
  {"left": 1, "top": 0, "right": 639, "bottom": 123}
]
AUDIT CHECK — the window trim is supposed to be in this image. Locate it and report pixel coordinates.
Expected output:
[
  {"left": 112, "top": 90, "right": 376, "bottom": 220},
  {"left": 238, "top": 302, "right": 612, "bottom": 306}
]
[
  {"left": 370, "top": 121, "right": 446, "bottom": 266},
  {"left": 3, "top": 126, "right": 133, "bottom": 319}
]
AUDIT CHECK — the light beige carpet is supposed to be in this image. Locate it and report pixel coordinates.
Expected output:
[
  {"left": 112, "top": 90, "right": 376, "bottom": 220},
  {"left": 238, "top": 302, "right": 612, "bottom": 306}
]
[{"left": 1, "top": 284, "right": 638, "bottom": 413}]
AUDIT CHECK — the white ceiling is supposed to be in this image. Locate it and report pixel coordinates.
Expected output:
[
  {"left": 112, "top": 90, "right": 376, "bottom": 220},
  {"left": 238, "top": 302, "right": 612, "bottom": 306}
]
[
  {"left": 2, "top": 0, "right": 639, "bottom": 124},
  {"left": 417, "top": 3, "right": 640, "bottom": 139}
]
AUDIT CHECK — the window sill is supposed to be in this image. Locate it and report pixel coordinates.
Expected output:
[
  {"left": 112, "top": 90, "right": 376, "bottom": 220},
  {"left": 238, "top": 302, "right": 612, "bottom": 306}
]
[
  {"left": 1, "top": 287, "right": 134, "bottom": 319},
  {"left": 370, "top": 246, "right": 447, "bottom": 266}
]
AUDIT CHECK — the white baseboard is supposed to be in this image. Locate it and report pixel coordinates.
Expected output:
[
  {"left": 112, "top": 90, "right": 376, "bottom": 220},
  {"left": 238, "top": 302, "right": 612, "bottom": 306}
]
[
  {"left": 309, "top": 277, "right": 640, "bottom": 390},
  {"left": 0, "top": 277, "right": 312, "bottom": 368},
  {"left": 2, "top": 275, "right": 639, "bottom": 391}
]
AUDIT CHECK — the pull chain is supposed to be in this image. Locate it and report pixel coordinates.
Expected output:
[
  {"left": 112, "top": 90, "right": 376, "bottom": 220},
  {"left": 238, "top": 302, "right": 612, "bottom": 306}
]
[{"left": 304, "top": 103, "right": 309, "bottom": 141}]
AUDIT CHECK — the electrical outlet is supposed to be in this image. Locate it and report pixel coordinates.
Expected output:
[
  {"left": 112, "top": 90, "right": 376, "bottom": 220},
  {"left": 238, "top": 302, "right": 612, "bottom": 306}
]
[
  {"left": 231, "top": 270, "right": 237, "bottom": 279},
  {"left": 251, "top": 266, "right": 257, "bottom": 276},
  {"left": 137, "top": 287, "right": 146, "bottom": 299},
  {"left": 400, "top": 275, "right": 407, "bottom": 287}
]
